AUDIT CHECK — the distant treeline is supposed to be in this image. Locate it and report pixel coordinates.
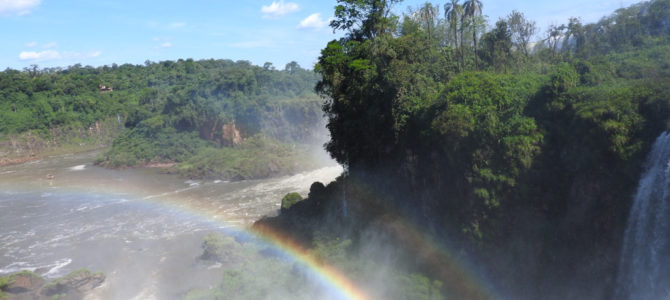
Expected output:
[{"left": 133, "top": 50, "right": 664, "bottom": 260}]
[
  {"left": 1, "top": 59, "right": 317, "bottom": 134},
  {"left": 0, "top": 59, "right": 326, "bottom": 178}
]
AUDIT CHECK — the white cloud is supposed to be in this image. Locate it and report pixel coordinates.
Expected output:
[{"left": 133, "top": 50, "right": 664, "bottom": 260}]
[
  {"left": 19, "top": 50, "right": 59, "bottom": 61},
  {"left": 159, "top": 42, "right": 173, "bottom": 48},
  {"left": 261, "top": 0, "right": 299, "bottom": 18},
  {"left": 0, "top": 0, "right": 41, "bottom": 16},
  {"left": 25, "top": 41, "right": 37, "bottom": 47},
  {"left": 19, "top": 50, "right": 101, "bottom": 62},
  {"left": 297, "top": 13, "right": 329, "bottom": 30}
]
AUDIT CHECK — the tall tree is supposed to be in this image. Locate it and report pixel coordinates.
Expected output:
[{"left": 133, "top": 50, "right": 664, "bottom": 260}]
[
  {"left": 564, "top": 17, "right": 584, "bottom": 55},
  {"left": 479, "top": 19, "right": 513, "bottom": 72},
  {"left": 330, "top": 0, "right": 401, "bottom": 41},
  {"left": 444, "top": 0, "right": 463, "bottom": 68},
  {"left": 463, "top": 0, "right": 483, "bottom": 69},
  {"left": 545, "top": 24, "right": 566, "bottom": 57},
  {"left": 417, "top": 2, "right": 439, "bottom": 43},
  {"left": 507, "top": 10, "right": 536, "bottom": 58}
]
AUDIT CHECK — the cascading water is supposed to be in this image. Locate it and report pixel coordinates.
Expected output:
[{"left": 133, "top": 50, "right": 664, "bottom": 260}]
[{"left": 616, "top": 132, "right": 670, "bottom": 300}]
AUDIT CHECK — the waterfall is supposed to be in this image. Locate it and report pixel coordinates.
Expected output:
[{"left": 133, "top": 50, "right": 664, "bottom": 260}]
[
  {"left": 616, "top": 132, "right": 670, "bottom": 300},
  {"left": 342, "top": 165, "right": 349, "bottom": 218}
]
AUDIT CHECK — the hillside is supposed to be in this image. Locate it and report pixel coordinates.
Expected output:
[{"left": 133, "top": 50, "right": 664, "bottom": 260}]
[
  {"left": 0, "top": 59, "right": 327, "bottom": 178},
  {"left": 252, "top": 0, "right": 670, "bottom": 299}
]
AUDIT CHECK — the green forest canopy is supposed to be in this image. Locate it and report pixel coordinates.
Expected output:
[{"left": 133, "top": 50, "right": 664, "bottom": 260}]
[
  {"left": 303, "top": 0, "right": 670, "bottom": 296},
  {"left": 0, "top": 59, "right": 325, "bottom": 178}
]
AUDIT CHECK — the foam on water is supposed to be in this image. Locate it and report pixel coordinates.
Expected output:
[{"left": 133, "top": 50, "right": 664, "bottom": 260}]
[
  {"left": 43, "top": 258, "right": 73, "bottom": 278},
  {"left": 0, "top": 151, "right": 347, "bottom": 299},
  {"left": 68, "top": 164, "right": 86, "bottom": 171}
]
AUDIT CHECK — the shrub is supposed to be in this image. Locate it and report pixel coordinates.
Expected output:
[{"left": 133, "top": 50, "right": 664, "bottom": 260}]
[{"left": 281, "top": 192, "right": 303, "bottom": 212}]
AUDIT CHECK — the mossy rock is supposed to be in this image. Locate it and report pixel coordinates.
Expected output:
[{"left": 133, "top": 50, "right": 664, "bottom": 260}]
[
  {"left": 280, "top": 192, "right": 303, "bottom": 212},
  {"left": 0, "top": 271, "right": 44, "bottom": 294},
  {"left": 41, "top": 269, "right": 105, "bottom": 297}
]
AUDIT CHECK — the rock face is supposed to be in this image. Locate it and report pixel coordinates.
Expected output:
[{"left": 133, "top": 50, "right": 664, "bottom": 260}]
[
  {"left": 0, "top": 269, "right": 104, "bottom": 300},
  {"left": 222, "top": 122, "right": 243, "bottom": 146},
  {"left": 41, "top": 269, "right": 105, "bottom": 298},
  {"left": 3, "top": 272, "right": 45, "bottom": 294},
  {"left": 0, "top": 118, "right": 122, "bottom": 167}
]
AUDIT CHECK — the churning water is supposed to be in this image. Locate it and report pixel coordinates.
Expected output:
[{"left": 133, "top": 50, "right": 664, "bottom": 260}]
[
  {"left": 0, "top": 151, "right": 342, "bottom": 299},
  {"left": 616, "top": 132, "right": 670, "bottom": 300}
]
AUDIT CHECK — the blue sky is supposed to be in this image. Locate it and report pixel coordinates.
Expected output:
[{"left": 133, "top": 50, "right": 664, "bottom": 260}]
[{"left": 0, "top": 0, "right": 641, "bottom": 70}]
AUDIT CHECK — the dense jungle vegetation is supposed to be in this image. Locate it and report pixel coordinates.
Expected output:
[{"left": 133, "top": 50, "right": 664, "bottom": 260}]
[
  {"left": 254, "top": 0, "right": 670, "bottom": 299},
  {"left": 0, "top": 59, "right": 325, "bottom": 178}
]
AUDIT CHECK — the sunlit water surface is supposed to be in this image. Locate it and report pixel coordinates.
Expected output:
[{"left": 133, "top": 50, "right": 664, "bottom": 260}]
[{"left": 0, "top": 151, "right": 342, "bottom": 299}]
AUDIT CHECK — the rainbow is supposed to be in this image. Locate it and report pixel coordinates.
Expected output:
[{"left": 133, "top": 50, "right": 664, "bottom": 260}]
[
  {"left": 51, "top": 174, "right": 373, "bottom": 300},
  {"left": 130, "top": 176, "right": 496, "bottom": 300},
  {"left": 133, "top": 187, "right": 372, "bottom": 300},
  {"left": 1, "top": 165, "right": 495, "bottom": 300},
  {"left": 251, "top": 225, "right": 370, "bottom": 300}
]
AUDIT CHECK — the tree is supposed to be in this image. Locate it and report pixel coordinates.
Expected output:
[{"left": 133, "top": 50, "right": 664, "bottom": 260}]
[
  {"left": 416, "top": 2, "right": 439, "bottom": 43},
  {"left": 463, "top": 0, "right": 483, "bottom": 69},
  {"left": 330, "top": 0, "right": 401, "bottom": 41},
  {"left": 507, "top": 10, "right": 536, "bottom": 58},
  {"left": 281, "top": 192, "right": 303, "bottom": 211},
  {"left": 444, "top": 0, "right": 463, "bottom": 68},
  {"left": 545, "top": 24, "right": 566, "bottom": 57},
  {"left": 563, "top": 17, "right": 584, "bottom": 55},
  {"left": 284, "top": 61, "right": 301, "bottom": 74},
  {"left": 479, "top": 20, "right": 513, "bottom": 72}
]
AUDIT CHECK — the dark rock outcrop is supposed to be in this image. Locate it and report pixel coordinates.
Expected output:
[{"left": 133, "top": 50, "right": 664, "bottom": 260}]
[
  {"left": 0, "top": 269, "right": 104, "bottom": 300},
  {"left": 3, "top": 272, "right": 45, "bottom": 294}
]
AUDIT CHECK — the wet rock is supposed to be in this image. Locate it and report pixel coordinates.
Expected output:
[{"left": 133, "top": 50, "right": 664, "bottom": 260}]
[
  {"left": 41, "top": 269, "right": 105, "bottom": 298},
  {"left": 2, "top": 271, "right": 45, "bottom": 294}
]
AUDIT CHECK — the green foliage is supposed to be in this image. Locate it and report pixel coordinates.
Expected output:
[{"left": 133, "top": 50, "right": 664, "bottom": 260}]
[
  {"left": 281, "top": 192, "right": 304, "bottom": 211},
  {"left": 396, "top": 273, "right": 443, "bottom": 300},
  {"left": 201, "top": 233, "right": 240, "bottom": 262},
  {"left": 310, "top": 233, "right": 352, "bottom": 266},
  {"left": 479, "top": 20, "right": 513, "bottom": 72},
  {"left": 55, "top": 59, "right": 326, "bottom": 178},
  {"left": 0, "top": 271, "right": 44, "bottom": 300},
  {"left": 96, "top": 127, "right": 211, "bottom": 168},
  {"left": 175, "top": 134, "right": 314, "bottom": 180},
  {"left": 2, "top": 59, "right": 322, "bottom": 179},
  {"left": 315, "top": 0, "right": 670, "bottom": 246},
  {"left": 331, "top": 0, "right": 401, "bottom": 40},
  {"left": 0, "top": 274, "right": 13, "bottom": 298}
]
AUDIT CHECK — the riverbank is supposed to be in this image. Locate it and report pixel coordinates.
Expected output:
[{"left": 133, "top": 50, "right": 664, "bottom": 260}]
[{"left": 0, "top": 119, "right": 122, "bottom": 168}]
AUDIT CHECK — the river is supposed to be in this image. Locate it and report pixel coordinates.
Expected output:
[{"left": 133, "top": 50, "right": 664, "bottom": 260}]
[{"left": 0, "top": 150, "right": 342, "bottom": 299}]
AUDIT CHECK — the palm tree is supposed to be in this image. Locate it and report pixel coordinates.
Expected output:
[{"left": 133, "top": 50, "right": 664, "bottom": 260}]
[
  {"left": 463, "top": 0, "right": 483, "bottom": 69},
  {"left": 419, "top": 3, "right": 439, "bottom": 43},
  {"left": 444, "top": 0, "right": 462, "bottom": 49},
  {"left": 445, "top": 0, "right": 464, "bottom": 69}
]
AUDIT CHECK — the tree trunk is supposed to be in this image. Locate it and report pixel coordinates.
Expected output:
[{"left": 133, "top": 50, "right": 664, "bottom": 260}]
[{"left": 473, "top": 28, "right": 478, "bottom": 70}]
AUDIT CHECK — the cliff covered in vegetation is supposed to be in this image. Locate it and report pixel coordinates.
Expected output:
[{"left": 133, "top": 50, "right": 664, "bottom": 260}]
[
  {"left": 255, "top": 0, "right": 670, "bottom": 299},
  {"left": 0, "top": 59, "right": 327, "bottom": 178}
]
